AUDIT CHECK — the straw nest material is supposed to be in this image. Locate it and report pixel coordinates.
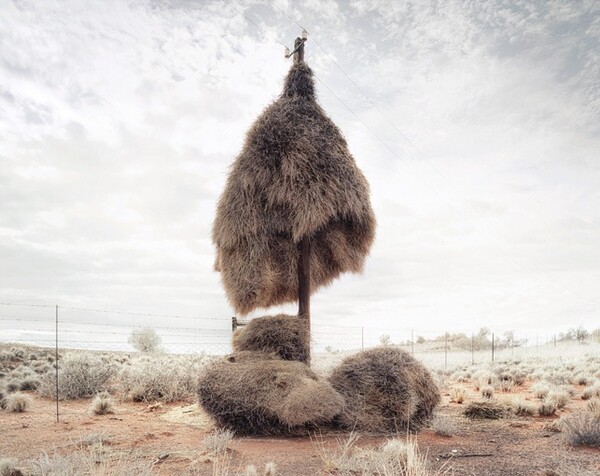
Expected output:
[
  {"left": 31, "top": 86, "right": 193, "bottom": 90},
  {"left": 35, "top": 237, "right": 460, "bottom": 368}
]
[
  {"left": 463, "top": 400, "right": 506, "bottom": 420},
  {"left": 197, "top": 351, "right": 344, "bottom": 435},
  {"left": 328, "top": 347, "right": 441, "bottom": 433},
  {"left": 212, "top": 62, "right": 376, "bottom": 315},
  {"left": 232, "top": 314, "right": 309, "bottom": 363}
]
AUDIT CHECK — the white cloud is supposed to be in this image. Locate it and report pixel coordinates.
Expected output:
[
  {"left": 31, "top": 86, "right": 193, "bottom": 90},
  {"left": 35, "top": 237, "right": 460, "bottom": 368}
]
[{"left": 0, "top": 0, "right": 598, "bottom": 346}]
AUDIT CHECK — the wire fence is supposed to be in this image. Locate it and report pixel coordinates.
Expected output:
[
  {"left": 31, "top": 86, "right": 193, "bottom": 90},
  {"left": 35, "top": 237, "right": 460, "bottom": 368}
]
[{"left": 1, "top": 302, "right": 597, "bottom": 370}]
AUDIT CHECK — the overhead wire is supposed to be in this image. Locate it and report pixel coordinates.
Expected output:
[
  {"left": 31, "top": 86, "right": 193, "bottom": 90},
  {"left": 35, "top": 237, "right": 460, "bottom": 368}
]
[{"left": 220, "top": 0, "right": 600, "bottom": 310}]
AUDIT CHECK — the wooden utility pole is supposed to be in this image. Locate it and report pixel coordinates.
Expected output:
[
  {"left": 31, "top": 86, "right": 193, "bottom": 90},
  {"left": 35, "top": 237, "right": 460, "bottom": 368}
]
[{"left": 298, "top": 237, "right": 311, "bottom": 362}]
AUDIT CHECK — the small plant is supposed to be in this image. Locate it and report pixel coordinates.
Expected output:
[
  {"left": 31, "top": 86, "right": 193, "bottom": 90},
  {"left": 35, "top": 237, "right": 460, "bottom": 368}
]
[
  {"left": 582, "top": 383, "right": 600, "bottom": 400},
  {"left": 562, "top": 411, "right": 600, "bottom": 447},
  {"left": 244, "top": 463, "right": 277, "bottom": 476},
  {"left": 128, "top": 328, "right": 162, "bottom": 354},
  {"left": 531, "top": 382, "right": 550, "bottom": 399},
  {"left": 538, "top": 400, "right": 557, "bottom": 416},
  {"left": 19, "top": 377, "right": 41, "bottom": 391},
  {"left": 202, "top": 429, "right": 235, "bottom": 454},
  {"left": 510, "top": 398, "right": 537, "bottom": 417},
  {"left": 4, "top": 393, "right": 32, "bottom": 413},
  {"left": 586, "top": 399, "right": 600, "bottom": 419},
  {"left": 499, "top": 379, "right": 514, "bottom": 393},
  {"left": 429, "top": 414, "right": 457, "bottom": 436},
  {"left": 450, "top": 387, "right": 466, "bottom": 404},
  {"left": 481, "top": 386, "right": 494, "bottom": 399},
  {"left": 90, "top": 392, "right": 115, "bottom": 415},
  {"left": 547, "top": 389, "right": 570, "bottom": 409}
]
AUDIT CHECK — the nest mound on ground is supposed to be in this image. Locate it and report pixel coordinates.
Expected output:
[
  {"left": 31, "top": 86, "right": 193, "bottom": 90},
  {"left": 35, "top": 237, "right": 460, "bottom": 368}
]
[
  {"left": 197, "top": 351, "right": 344, "bottom": 435},
  {"left": 328, "top": 347, "right": 441, "bottom": 433},
  {"left": 212, "top": 62, "right": 376, "bottom": 315},
  {"left": 232, "top": 314, "right": 309, "bottom": 363},
  {"left": 463, "top": 400, "right": 506, "bottom": 420}
]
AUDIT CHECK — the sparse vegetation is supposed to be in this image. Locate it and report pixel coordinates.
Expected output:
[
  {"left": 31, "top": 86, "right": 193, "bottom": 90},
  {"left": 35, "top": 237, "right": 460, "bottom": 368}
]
[
  {"left": 464, "top": 400, "right": 505, "bottom": 420},
  {"left": 4, "top": 393, "right": 32, "bottom": 413},
  {"left": 449, "top": 387, "right": 466, "bottom": 404},
  {"left": 429, "top": 415, "right": 457, "bottom": 437},
  {"left": 0, "top": 458, "right": 23, "bottom": 476},
  {"left": 202, "top": 429, "right": 235, "bottom": 454},
  {"left": 538, "top": 400, "right": 557, "bottom": 416},
  {"left": 90, "top": 392, "right": 116, "bottom": 415},
  {"left": 562, "top": 411, "right": 600, "bottom": 447}
]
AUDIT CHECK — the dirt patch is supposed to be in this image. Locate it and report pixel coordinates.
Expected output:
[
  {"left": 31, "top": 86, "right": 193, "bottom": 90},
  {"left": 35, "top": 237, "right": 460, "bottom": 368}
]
[{"left": 0, "top": 390, "right": 599, "bottom": 475}]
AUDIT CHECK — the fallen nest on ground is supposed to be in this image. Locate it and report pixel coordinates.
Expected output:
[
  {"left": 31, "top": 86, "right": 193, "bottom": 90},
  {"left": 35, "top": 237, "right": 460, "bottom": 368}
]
[
  {"left": 328, "top": 346, "right": 441, "bottom": 433},
  {"left": 197, "top": 351, "right": 344, "bottom": 435},
  {"left": 232, "top": 314, "right": 309, "bottom": 363},
  {"left": 463, "top": 400, "right": 506, "bottom": 420}
]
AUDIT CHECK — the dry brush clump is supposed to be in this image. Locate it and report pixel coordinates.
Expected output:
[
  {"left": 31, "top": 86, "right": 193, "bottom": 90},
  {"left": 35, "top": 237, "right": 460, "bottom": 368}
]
[
  {"left": 202, "top": 429, "right": 235, "bottom": 454},
  {"left": 90, "top": 392, "right": 116, "bottom": 415},
  {"left": 197, "top": 352, "right": 344, "bottom": 435},
  {"left": 316, "top": 433, "right": 439, "bottom": 476},
  {"left": 328, "top": 347, "right": 440, "bottom": 433},
  {"left": 0, "top": 458, "right": 24, "bottom": 476},
  {"left": 117, "top": 355, "right": 205, "bottom": 403},
  {"left": 37, "top": 352, "right": 115, "bottom": 400},
  {"left": 3, "top": 392, "right": 32, "bottom": 413},
  {"left": 212, "top": 62, "right": 376, "bottom": 315},
  {"left": 561, "top": 411, "right": 600, "bottom": 447},
  {"left": 232, "top": 314, "right": 309, "bottom": 363}
]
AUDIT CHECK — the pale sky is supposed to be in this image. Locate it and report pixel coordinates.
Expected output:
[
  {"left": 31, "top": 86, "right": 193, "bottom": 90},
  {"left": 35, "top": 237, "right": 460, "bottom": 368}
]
[{"left": 1, "top": 0, "right": 599, "bottom": 348}]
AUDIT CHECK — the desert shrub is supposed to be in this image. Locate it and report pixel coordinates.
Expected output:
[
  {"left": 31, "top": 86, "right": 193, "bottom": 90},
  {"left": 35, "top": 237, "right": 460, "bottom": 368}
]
[
  {"left": 562, "top": 411, "right": 600, "bottom": 447},
  {"left": 4, "top": 393, "right": 32, "bottom": 412},
  {"left": 0, "top": 458, "right": 23, "bottom": 476},
  {"left": 4, "top": 381, "right": 20, "bottom": 393},
  {"left": 128, "top": 327, "right": 162, "bottom": 354},
  {"left": 198, "top": 352, "right": 343, "bottom": 435},
  {"left": 232, "top": 314, "right": 309, "bottom": 363},
  {"left": 531, "top": 382, "right": 550, "bottom": 399},
  {"left": 37, "top": 352, "right": 115, "bottom": 400},
  {"left": 547, "top": 389, "right": 570, "bottom": 409},
  {"left": 575, "top": 374, "right": 592, "bottom": 385},
  {"left": 202, "top": 429, "right": 235, "bottom": 454},
  {"left": 90, "top": 392, "right": 115, "bottom": 415},
  {"left": 429, "top": 414, "right": 457, "bottom": 436},
  {"left": 538, "top": 400, "right": 557, "bottom": 416},
  {"left": 118, "top": 355, "right": 203, "bottom": 402},
  {"left": 464, "top": 401, "right": 505, "bottom": 420},
  {"left": 499, "top": 379, "right": 515, "bottom": 393},
  {"left": 317, "top": 434, "right": 433, "bottom": 476},
  {"left": 509, "top": 398, "right": 537, "bottom": 416},
  {"left": 582, "top": 383, "right": 600, "bottom": 400},
  {"left": 19, "top": 377, "right": 40, "bottom": 391},
  {"left": 328, "top": 347, "right": 440, "bottom": 433},
  {"left": 586, "top": 399, "right": 600, "bottom": 418},
  {"left": 481, "top": 386, "right": 494, "bottom": 399},
  {"left": 243, "top": 463, "right": 277, "bottom": 476},
  {"left": 474, "top": 372, "right": 496, "bottom": 390},
  {"left": 449, "top": 387, "right": 466, "bottom": 404}
]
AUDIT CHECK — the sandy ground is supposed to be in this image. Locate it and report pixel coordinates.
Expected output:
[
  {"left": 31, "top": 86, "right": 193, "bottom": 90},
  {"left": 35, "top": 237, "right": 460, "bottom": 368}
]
[{"left": 1, "top": 386, "right": 599, "bottom": 476}]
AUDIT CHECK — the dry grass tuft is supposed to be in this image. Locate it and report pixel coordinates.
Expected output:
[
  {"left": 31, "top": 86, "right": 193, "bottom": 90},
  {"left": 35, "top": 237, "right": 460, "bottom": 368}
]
[
  {"left": 481, "top": 386, "right": 494, "bottom": 399},
  {"left": 328, "top": 347, "right": 440, "bottom": 433},
  {"left": 561, "top": 411, "right": 600, "bottom": 447},
  {"left": 316, "top": 433, "right": 445, "bottom": 476},
  {"left": 429, "top": 414, "right": 458, "bottom": 437},
  {"left": 232, "top": 315, "right": 309, "bottom": 363},
  {"left": 198, "top": 352, "right": 344, "bottom": 434},
  {"left": 202, "top": 429, "right": 235, "bottom": 454},
  {"left": 449, "top": 387, "right": 467, "bottom": 404},
  {"left": 90, "top": 392, "right": 116, "bottom": 415},
  {"left": 463, "top": 400, "right": 505, "bottom": 420},
  {"left": 4, "top": 393, "right": 32, "bottom": 413},
  {"left": 538, "top": 400, "right": 557, "bottom": 416}
]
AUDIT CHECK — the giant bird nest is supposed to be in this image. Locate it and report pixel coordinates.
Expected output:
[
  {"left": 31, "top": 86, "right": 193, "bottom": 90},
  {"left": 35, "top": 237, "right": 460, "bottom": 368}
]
[{"left": 212, "top": 62, "right": 376, "bottom": 315}]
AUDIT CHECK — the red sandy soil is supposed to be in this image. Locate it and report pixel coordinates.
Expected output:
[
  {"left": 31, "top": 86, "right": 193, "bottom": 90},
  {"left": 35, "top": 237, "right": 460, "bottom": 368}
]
[{"left": 1, "top": 388, "right": 599, "bottom": 476}]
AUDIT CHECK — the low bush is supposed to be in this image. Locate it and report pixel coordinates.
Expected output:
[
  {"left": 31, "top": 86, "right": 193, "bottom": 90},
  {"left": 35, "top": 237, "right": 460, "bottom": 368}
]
[
  {"left": 538, "top": 400, "right": 557, "bottom": 416},
  {"left": 481, "top": 386, "right": 494, "bottom": 399},
  {"left": 0, "top": 458, "right": 24, "bottom": 476},
  {"left": 429, "top": 415, "right": 457, "bottom": 436},
  {"left": 450, "top": 387, "right": 466, "bottom": 404},
  {"left": 37, "top": 352, "right": 115, "bottom": 400},
  {"left": 562, "top": 411, "right": 600, "bottom": 447},
  {"left": 202, "top": 429, "right": 235, "bottom": 454},
  {"left": 90, "top": 392, "right": 115, "bottom": 415},
  {"left": 464, "top": 401, "right": 505, "bottom": 420},
  {"left": 4, "top": 393, "right": 32, "bottom": 412}
]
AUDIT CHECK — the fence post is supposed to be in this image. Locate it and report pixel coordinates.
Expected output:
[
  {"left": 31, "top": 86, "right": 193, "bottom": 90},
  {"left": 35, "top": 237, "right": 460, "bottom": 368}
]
[
  {"left": 361, "top": 327, "right": 364, "bottom": 350},
  {"left": 411, "top": 330, "right": 414, "bottom": 356},
  {"left": 471, "top": 331, "right": 474, "bottom": 365},
  {"left": 491, "top": 332, "right": 495, "bottom": 362},
  {"left": 444, "top": 332, "right": 448, "bottom": 370},
  {"left": 55, "top": 304, "right": 59, "bottom": 423}
]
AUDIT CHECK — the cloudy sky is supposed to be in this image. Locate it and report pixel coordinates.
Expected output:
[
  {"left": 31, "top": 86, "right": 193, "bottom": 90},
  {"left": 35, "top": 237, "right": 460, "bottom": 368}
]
[{"left": 1, "top": 0, "right": 599, "bottom": 346}]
